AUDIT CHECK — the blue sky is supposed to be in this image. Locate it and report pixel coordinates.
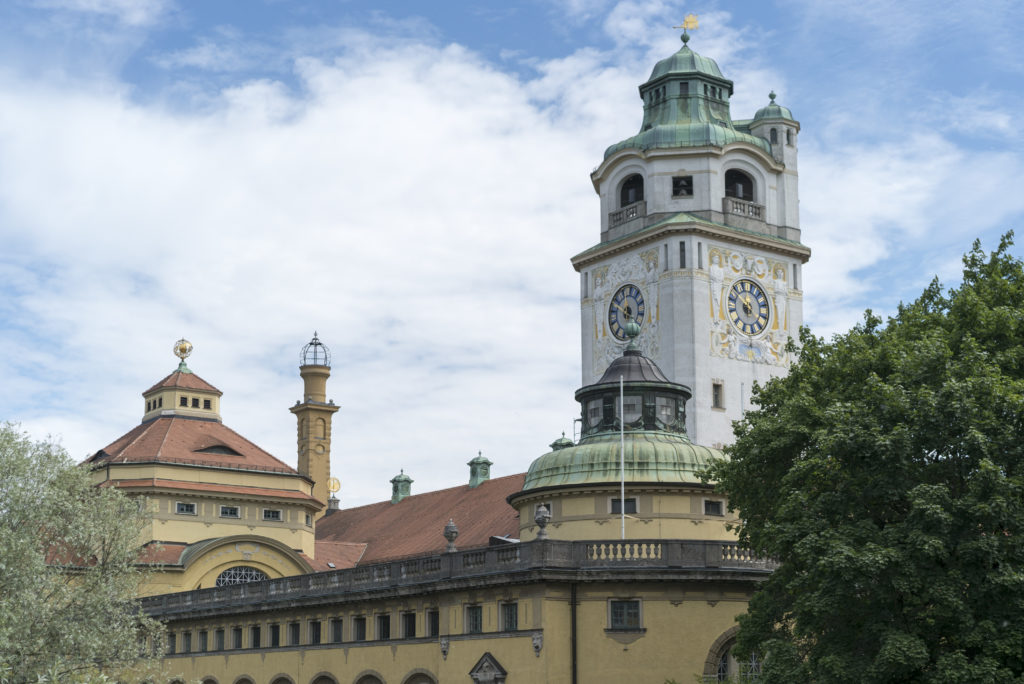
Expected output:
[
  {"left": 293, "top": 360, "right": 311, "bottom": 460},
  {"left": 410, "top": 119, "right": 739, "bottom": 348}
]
[{"left": 1, "top": 0, "right": 1022, "bottom": 506}]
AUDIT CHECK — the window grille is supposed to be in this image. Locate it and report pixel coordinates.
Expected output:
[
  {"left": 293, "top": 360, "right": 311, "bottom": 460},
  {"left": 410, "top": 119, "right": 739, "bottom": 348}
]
[{"left": 215, "top": 566, "right": 268, "bottom": 586}]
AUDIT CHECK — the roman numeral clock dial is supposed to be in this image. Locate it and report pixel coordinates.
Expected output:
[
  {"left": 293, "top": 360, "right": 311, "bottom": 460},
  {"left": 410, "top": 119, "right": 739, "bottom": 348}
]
[
  {"left": 727, "top": 279, "right": 770, "bottom": 335},
  {"left": 608, "top": 284, "right": 646, "bottom": 340}
]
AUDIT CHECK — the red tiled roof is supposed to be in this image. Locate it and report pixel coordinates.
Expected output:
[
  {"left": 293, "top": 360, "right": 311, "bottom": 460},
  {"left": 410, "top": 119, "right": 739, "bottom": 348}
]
[
  {"left": 307, "top": 541, "right": 368, "bottom": 571},
  {"left": 138, "top": 542, "right": 188, "bottom": 565},
  {"left": 315, "top": 473, "right": 525, "bottom": 563},
  {"left": 103, "top": 478, "right": 322, "bottom": 505},
  {"left": 144, "top": 369, "right": 221, "bottom": 395},
  {"left": 86, "top": 416, "right": 299, "bottom": 474}
]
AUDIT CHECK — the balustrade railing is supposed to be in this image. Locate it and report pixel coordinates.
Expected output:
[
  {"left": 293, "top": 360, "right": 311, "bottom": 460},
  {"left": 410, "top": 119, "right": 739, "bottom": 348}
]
[
  {"left": 723, "top": 197, "right": 764, "bottom": 220},
  {"left": 141, "top": 539, "right": 774, "bottom": 616},
  {"left": 608, "top": 201, "right": 646, "bottom": 229}
]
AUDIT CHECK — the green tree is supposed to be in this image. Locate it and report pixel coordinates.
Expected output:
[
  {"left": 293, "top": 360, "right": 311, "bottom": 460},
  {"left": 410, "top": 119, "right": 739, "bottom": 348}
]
[
  {"left": 709, "top": 235, "right": 1024, "bottom": 683},
  {"left": 0, "top": 423, "right": 164, "bottom": 682}
]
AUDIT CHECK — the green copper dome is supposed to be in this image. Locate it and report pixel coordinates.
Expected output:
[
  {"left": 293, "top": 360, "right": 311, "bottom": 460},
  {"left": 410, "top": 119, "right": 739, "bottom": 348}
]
[
  {"left": 649, "top": 39, "right": 725, "bottom": 81},
  {"left": 753, "top": 91, "right": 795, "bottom": 121},
  {"left": 523, "top": 432, "right": 722, "bottom": 490},
  {"left": 604, "top": 38, "right": 771, "bottom": 158},
  {"left": 521, "top": 338, "right": 726, "bottom": 491}
]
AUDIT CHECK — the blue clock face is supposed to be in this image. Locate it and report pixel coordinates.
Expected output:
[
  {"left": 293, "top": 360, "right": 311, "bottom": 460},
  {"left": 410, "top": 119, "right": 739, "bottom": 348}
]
[
  {"left": 728, "top": 279, "right": 770, "bottom": 335},
  {"left": 608, "top": 284, "right": 645, "bottom": 340}
]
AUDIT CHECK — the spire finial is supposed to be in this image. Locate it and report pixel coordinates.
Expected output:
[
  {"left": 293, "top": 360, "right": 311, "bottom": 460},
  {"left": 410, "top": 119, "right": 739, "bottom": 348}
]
[
  {"left": 769, "top": 90, "right": 777, "bottom": 103},
  {"left": 624, "top": 319, "right": 641, "bottom": 351}
]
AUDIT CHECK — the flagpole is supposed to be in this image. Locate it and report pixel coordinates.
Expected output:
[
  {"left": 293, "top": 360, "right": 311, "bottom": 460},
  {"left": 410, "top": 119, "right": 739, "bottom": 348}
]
[{"left": 620, "top": 374, "right": 625, "bottom": 541}]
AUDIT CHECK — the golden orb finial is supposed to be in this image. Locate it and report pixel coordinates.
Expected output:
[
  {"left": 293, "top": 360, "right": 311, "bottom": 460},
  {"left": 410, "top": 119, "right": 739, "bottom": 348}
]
[
  {"left": 173, "top": 338, "right": 193, "bottom": 360},
  {"left": 327, "top": 477, "right": 341, "bottom": 493}
]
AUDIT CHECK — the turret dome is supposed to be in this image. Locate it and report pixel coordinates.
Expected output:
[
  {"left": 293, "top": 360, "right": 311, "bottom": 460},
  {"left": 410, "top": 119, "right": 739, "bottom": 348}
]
[
  {"left": 648, "top": 36, "right": 725, "bottom": 81},
  {"left": 753, "top": 91, "right": 795, "bottom": 121}
]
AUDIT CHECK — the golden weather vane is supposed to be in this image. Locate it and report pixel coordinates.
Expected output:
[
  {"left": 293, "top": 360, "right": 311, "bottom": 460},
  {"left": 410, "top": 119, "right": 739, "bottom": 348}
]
[{"left": 673, "top": 14, "right": 699, "bottom": 43}]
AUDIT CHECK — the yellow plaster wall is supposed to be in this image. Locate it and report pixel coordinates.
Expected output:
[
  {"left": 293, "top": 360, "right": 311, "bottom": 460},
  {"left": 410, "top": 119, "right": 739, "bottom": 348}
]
[
  {"left": 156, "top": 579, "right": 751, "bottom": 683},
  {"left": 516, "top": 490, "right": 738, "bottom": 542}
]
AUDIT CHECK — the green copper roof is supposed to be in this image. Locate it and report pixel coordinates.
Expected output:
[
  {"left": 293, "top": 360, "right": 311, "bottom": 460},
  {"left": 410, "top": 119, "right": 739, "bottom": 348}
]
[
  {"left": 603, "top": 38, "right": 771, "bottom": 158},
  {"left": 753, "top": 91, "right": 795, "bottom": 122},
  {"left": 522, "top": 431, "right": 723, "bottom": 490},
  {"left": 649, "top": 41, "right": 724, "bottom": 80},
  {"left": 605, "top": 123, "right": 771, "bottom": 157}
]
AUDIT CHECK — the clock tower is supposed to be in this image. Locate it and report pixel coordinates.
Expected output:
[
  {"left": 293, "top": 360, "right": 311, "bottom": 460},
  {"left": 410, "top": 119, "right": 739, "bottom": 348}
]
[{"left": 572, "top": 32, "right": 811, "bottom": 448}]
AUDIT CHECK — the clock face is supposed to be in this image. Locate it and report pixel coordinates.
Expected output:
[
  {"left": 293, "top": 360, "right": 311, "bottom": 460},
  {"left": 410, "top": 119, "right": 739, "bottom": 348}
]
[
  {"left": 728, "top": 279, "right": 770, "bottom": 335},
  {"left": 608, "top": 283, "right": 645, "bottom": 340}
]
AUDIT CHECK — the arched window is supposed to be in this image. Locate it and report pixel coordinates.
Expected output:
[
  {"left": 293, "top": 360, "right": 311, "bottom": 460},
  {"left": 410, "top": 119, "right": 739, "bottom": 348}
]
[
  {"left": 312, "top": 677, "right": 338, "bottom": 684},
  {"left": 724, "top": 169, "right": 754, "bottom": 201},
  {"left": 620, "top": 174, "right": 644, "bottom": 207},
  {"left": 215, "top": 566, "right": 268, "bottom": 587},
  {"left": 235, "top": 679, "right": 255, "bottom": 684},
  {"left": 786, "top": 129, "right": 793, "bottom": 145},
  {"left": 770, "top": 128, "right": 778, "bottom": 144},
  {"left": 355, "top": 676, "right": 384, "bottom": 684}
]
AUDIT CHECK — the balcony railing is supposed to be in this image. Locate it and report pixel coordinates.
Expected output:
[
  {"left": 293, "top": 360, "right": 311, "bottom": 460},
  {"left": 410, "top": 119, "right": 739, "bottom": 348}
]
[
  {"left": 608, "top": 201, "right": 646, "bottom": 229},
  {"left": 141, "top": 539, "right": 775, "bottom": 617},
  {"left": 723, "top": 197, "right": 764, "bottom": 220}
]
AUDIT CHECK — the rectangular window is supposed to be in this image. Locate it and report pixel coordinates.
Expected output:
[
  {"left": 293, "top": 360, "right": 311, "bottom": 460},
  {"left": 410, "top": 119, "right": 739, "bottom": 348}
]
[
  {"left": 179, "top": 396, "right": 188, "bottom": 407},
  {"left": 203, "top": 399, "right": 211, "bottom": 409},
  {"left": 288, "top": 621, "right": 300, "bottom": 646},
  {"left": 197, "top": 630, "right": 207, "bottom": 653},
  {"left": 698, "top": 241, "right": 703, "bottom": 269},
  {"left": 146, "top": 400, "right": 151, "bottom": 412},
  {"left": 158, "top": 396, "right": 163, "bottom": 407},
  {"left": 501, "top": 603, "right": 518, "bottom": 632},
  {"left": 305, "top": 513, "right": 312, "bottom": 527},
  {"left": 621, "top": 394, "right": 642, "bottom": 423},
  {"left": 232, "top": 627, "right": 242, "bottom": 649},
  {"left": 182, "top": 631, "right": 191, "bottom": 653},
  {"left": 270, "top": 624, "right": 280, "bottom": 648},
  {"left": 465, "top": 605, "right": 483, "bottom": 634},
  {"left": 309, "top": 620, "right": 321, "bottom": 645},
  {"left": 583, "top": 271, "right": 589, "bottom": 298},
  {"left": 166, "top": 633, "right": 176, "bottom": 655},
  {"left": 214, "top": 628, "right": 224, "bottom": 651},
  {"left": 263, "top": 509, "right": 282, "bottom": 522},
  {"left": 331, "top": 618, "right": 343, "bottom": 643},
  {"left": 609, "top": 599, "right": 642, "bottom": 629},
  {"left": 672, "top": 175, "right": 694, "bottom": 196},
  {"left": 680, "top": 241, "right": 686, "bottom": 269},
  {"left": 704, "top": 500, "right": 724, "bottom": 516},
  {"left": 376, "top": 614, "right": 391, "bottom": 641},
  {"left": 175, "top": 502, "right": 196, "bottom": 515},
  {"left": 611, "top": 498, "right": 637, "bottom": 514},
  {"left": 664, "top": 244, "right": 669, "bottom": 271},
  {"left": 191, "top": 397, "right": 200, "bottom": 408},
  {"left": 220, "top": 505, "right": 240, "bottom": 518},
  {"left": 402, "top": 612, "right": 416, "bottom": 639},
  {"left": 249, "top": 625, "right": 260, "bottom": 649},
  {"left": 353, "top": 617, "right": 366, "bottom": 641},
  {"left": 427, "top": 610, "right": 439, "bottom": 637},
  {"left": 680, "top": 81, "right": 688, "bottom": 94},
  {"left": 712, "top": 382, "right": 724, "bottom": 409}
]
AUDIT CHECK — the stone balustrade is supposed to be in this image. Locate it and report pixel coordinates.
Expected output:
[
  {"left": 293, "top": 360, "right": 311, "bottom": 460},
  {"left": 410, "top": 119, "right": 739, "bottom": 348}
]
[
  {"left": 608, "top": 201, "right": 646, "bottom": 229},
  {"left": 141, "top": 539, "right": 775, "bottom": 618}
]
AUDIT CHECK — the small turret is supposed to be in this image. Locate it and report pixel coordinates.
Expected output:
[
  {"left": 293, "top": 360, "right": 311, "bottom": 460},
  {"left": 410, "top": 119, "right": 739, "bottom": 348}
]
[
  {"left": 467, "top": 451, "right": 492, "bottom": 488},
  {"left": 391, "top": 470, "right": 413, "bottom": 504}
]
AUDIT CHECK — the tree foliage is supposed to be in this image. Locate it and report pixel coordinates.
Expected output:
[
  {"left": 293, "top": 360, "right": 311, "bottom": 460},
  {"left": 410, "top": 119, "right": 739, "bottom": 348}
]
[
  {"left": 0, "top": 423, "right": 164, "bottom": 682},
  {"left": 709, "top": 235, "right": 1024, "bottom": 683}
]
